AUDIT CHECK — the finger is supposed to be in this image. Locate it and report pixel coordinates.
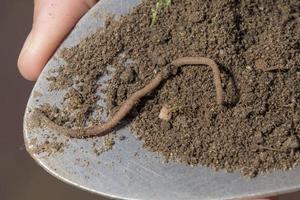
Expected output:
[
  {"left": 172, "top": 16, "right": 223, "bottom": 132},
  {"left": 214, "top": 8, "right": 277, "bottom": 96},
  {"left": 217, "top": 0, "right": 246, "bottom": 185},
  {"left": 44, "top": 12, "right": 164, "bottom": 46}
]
[{"left": 18, "top": 0, "right": 98, "bottom": 81}]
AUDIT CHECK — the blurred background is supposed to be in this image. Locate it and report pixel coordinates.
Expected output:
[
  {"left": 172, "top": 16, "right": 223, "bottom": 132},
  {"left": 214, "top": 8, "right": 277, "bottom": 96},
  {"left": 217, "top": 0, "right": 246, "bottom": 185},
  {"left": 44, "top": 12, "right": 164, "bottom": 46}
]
[
  {"left": 0, "top": 1, "right": 102, "bottom": 200},
  {"left": 0, "top": 1, "right": 298, "bottom": 200}
]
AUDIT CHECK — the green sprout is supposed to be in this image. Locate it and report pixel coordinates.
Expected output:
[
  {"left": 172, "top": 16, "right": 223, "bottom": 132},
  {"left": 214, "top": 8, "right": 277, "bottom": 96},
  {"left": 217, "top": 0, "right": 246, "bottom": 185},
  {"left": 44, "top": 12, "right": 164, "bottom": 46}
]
[{"left": 151, "top": 0, "right": 172, "bottom": 26}]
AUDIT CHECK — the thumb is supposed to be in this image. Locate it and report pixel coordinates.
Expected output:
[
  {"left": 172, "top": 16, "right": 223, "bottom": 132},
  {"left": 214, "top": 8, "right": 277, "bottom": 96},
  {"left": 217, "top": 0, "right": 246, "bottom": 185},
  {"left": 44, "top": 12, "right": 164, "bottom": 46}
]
[{"left": 18, "top": 0, "right": 98, "bottom": 81}]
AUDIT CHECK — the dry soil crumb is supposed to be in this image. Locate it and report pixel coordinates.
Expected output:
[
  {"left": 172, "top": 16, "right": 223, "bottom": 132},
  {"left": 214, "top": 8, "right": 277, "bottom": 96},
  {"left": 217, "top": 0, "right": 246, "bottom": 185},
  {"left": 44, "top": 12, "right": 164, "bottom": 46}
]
[
  {"left": 32, "top": 90, "right": 43, "bottom": 98},
  {"left": 93, "top": 134, "right": 116, "bottom": 156},
  {"left": 28, "top": 137, "right": 68, "bottom": 156},
  {"left": 37, "top": 0, "right": 300, "bottom": 177}
]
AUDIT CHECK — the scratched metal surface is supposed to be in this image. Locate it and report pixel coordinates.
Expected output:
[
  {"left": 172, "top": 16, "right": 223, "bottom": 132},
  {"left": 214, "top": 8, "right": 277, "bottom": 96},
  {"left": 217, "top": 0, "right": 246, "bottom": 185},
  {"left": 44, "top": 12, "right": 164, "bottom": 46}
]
[{"left": 23, "top": 0, "right": 300, "bottom": 199}]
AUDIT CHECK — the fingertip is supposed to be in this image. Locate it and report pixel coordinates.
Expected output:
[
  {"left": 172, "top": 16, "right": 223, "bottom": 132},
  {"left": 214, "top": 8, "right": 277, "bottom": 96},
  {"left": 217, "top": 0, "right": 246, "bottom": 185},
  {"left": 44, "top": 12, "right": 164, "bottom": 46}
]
[
  {"left": 18, "top": 30, "right": 45, "bottom": 81},
  {"left": 18, "top": 49, "right": 43, "bottom": 81},
  {"left": 18, "top": 0, "right": 99, "bottom": 81}
]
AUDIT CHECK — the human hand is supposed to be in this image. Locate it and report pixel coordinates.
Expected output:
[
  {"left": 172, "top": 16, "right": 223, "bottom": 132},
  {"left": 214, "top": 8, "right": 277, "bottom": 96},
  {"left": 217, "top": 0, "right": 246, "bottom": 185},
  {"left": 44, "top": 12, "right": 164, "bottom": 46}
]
[
  {"left": 18, "top": 0, "right": 98, "bottom": 81},
  {"left": 17, "top": 1, "right": 280, "bottom": 199}
]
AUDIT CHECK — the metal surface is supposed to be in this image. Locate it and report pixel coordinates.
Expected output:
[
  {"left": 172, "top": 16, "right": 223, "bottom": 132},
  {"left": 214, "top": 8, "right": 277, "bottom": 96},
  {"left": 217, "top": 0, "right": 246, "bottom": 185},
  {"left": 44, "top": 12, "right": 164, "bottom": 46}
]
[{"left": 23, "top": 0, "right": 300, "bottom": 199}]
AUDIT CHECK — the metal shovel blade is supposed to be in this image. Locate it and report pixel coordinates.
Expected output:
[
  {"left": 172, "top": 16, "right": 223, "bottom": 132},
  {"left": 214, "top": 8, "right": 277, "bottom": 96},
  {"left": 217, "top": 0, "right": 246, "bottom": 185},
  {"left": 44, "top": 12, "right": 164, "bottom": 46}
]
[{"left": 23, "top": 0, "right": 300, "bottom": 199}]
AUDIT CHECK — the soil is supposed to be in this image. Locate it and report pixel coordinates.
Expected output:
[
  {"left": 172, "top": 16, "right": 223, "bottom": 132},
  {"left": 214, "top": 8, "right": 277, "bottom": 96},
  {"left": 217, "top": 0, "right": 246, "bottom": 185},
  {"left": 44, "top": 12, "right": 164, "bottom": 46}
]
[{"left": 38, "top": 0, "right": 300, "bottom": 177}]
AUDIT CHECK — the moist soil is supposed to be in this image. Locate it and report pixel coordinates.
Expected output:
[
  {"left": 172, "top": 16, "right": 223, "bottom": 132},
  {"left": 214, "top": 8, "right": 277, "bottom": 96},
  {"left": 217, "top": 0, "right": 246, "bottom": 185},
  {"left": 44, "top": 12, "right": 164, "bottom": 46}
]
[{"left": 39, "top": 0, "right": 299, "bottom": 177}]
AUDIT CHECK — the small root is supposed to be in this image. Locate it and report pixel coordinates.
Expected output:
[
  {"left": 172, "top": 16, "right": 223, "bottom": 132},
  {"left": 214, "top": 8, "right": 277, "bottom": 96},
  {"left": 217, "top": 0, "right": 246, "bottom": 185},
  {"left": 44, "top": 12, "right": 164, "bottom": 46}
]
[
  {"left": 261, "top": 66, "right": 289, "bottom": 72},
  {"left": 255, "top": 145, "right": 283, "bottom": 152},
  {"left": 254, "top": 136, "right": 300, "bottom": 153},
  {"left": 255, "top": 59, "right": 289, "bottom": 72},
  {"left": 35, "top": 56, "right": 224, "bottom": 138}
]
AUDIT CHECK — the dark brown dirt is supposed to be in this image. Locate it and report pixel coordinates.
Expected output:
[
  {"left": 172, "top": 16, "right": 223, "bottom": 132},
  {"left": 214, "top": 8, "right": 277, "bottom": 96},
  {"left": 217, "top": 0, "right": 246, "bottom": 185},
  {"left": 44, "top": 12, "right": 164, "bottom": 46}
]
[{"left": 39, "top": 0, "right": 300, "bottom": 177}]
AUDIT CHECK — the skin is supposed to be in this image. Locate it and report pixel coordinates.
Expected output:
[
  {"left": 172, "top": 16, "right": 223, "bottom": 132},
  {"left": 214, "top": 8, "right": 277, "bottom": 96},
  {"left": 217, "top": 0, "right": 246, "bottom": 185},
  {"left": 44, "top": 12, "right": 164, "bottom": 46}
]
[
  {"left": 18, "top": 0, "right": 98, "bottom": 81},
  {"left": 18, "top": 1, "right": 278, "bottom": 199}
]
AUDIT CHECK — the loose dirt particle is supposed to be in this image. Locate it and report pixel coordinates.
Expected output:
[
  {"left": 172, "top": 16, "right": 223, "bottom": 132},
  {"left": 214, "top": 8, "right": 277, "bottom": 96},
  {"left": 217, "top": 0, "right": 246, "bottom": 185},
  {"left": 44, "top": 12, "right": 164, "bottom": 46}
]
[
  {"left": 159, "top": 105, "right": 172, "bottom": 121},
  {"left": 34, "top": 57, "right": 224, "bottom": 137},
  {"left": 35, "top": 0, "right": 300, "bottom": 177}
]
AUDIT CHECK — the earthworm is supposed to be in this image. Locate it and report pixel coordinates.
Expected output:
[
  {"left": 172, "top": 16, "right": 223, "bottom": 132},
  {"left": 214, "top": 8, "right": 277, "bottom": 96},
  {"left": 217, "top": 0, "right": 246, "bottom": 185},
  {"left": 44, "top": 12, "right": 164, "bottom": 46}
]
[
  {"left": 33, "top": 74, "right": 165, "bottom": 138},
  {"left": 34, "top": 57, "right": 224, "bottom": 138},
  {"left": 171, "top": 57, "right": 224, "bottom": 105}
]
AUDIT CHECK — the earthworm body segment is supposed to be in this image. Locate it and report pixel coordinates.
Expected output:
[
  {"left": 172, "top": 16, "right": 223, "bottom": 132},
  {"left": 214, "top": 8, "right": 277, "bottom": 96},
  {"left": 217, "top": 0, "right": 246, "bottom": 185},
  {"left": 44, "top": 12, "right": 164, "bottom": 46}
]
[{"left": 34, "top": 57, "right": 224, "bottom": 138}]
